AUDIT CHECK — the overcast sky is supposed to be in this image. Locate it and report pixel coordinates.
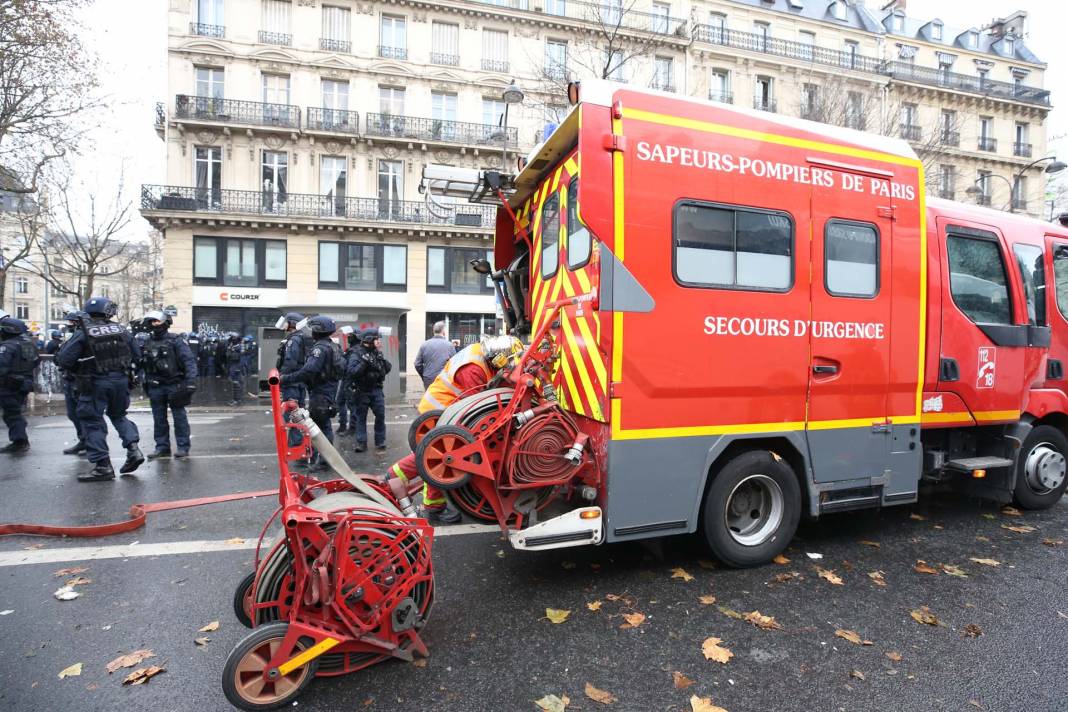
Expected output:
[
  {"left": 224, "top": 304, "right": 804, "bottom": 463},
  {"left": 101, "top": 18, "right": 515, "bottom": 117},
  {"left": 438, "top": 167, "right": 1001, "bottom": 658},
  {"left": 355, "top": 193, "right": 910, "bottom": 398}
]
[{"left": 75, "top": 0, "right": 1068, "bottom": 239}]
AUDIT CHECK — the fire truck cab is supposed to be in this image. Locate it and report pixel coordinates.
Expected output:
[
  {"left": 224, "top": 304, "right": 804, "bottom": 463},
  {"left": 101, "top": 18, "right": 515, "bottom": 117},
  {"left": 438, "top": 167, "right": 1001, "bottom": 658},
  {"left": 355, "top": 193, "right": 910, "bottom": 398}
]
[{"left": 419, "top": 80, "right": 1068, "bottom": 568}]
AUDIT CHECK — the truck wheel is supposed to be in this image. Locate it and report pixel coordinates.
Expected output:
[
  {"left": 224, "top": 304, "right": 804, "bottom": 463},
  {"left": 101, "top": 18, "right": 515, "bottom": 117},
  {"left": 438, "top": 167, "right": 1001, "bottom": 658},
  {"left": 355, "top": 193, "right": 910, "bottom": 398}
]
[
  {"left": 1013, "top": 425, "right": 1068, "bottom": 510},
  {"left": 700, "top": 450, "right": 800, "bottom": 568}
]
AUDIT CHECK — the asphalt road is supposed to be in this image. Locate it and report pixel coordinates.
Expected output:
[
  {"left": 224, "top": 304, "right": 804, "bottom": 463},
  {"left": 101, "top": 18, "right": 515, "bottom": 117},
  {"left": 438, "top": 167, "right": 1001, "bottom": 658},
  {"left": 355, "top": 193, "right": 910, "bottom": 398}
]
[{"left": 1, "top": 389, "right": 1066, "bottom": 712}]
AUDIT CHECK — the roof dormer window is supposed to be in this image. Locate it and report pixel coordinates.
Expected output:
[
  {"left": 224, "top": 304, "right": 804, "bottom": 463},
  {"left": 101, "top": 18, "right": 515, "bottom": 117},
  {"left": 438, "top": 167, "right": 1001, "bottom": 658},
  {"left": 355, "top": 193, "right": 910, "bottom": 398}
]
[
  {"left": 831, "top": 2, "right": 847, "bottom": 21},
  {"left": 964, "top": 30, "right": 978, "bottom": 48},
  {"left": 931, "top": 21, "right": 943, "bottom": 41},
  {"left": 1004, "top": 34, "right": 1016, "bottom": 55},
  {"left": 891, "top": 11, "right": 905, "bottom": 32}
]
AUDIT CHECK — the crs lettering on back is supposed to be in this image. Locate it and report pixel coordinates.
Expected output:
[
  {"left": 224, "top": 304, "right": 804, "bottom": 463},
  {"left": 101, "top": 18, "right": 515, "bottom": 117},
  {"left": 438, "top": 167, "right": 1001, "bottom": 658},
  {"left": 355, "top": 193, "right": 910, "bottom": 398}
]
[{"left": 87, "top": 324, "right": 123, "bottom": 337}]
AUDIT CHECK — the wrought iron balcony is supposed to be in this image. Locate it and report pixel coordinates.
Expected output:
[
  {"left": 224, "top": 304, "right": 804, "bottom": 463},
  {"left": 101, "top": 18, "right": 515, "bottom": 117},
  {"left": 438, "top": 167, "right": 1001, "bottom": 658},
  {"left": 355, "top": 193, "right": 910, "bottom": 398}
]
[
  {"left": 1014, "top": 141, "right": 1033, "bottom": 158},
  {"left": 431, "top": 52, "right": 459, "bottom": 66},
  {"left": 709, "top": 90, "right": 733, "bottom": 104},
  {"left": 140, "top": 185, "right": 497, "bottom": 227},
  {"left": 978, "top": 136, "right": 998, "bottom": 152},
  {"left": 940, "top": 130, "right": 960, "bottom": 147},
  {"left": 320, "top": 38, "right": 351, "bottom": 53},
  {"left": 543, "top": 65, "right": 569, "bottom": 81},
  {"left": 883, "top": 61, "right": 1050, "bottom": 107},
  {"left": 305, "top": 108, "right": 359, "bottom": 134},
  {"left": 258, "top": 30, "right": 292, "bottom": 46},
  {"left": 364, "top": 113, "right": 517, "bottom": 146},
  {"left": 155, "top": 102, "right": 165, "bottom": 131},
  {"left": 482, "top": 58, "right": 510, "bottom": 72},
  {"left": 174, "top": 95, "right": 300, "bottom": 130},
  {"left": 468, "top": 0, "right": 686, "bottom": 37},
  {"left": 899, "top": 124, "right": 922, "bottom": 142},
  {"left": 190, "top": 22, "right": 225, "bottom": 38},
  {"left": 378, "top": 45, "right": 407, "bottom": 60},
  {"left": 694, "top": 25, "right": 883, "bottom": 73},
  {"left": 753, "top": 98, "right": 777, "bottom": 113}
]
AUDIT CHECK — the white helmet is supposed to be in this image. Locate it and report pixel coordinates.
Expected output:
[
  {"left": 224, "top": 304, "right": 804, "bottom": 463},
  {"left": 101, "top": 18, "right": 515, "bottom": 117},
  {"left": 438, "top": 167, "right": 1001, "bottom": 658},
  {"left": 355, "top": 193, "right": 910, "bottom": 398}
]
[{"left": 480, "top": 335, "right": 523, "bottom": 369}]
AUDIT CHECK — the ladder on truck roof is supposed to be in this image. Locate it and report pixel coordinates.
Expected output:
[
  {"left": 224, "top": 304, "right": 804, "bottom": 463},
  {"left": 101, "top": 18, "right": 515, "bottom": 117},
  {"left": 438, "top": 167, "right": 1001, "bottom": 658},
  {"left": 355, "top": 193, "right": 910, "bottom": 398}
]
[{"left": 419, "top": 165, "right": 517, "bottom": 219}]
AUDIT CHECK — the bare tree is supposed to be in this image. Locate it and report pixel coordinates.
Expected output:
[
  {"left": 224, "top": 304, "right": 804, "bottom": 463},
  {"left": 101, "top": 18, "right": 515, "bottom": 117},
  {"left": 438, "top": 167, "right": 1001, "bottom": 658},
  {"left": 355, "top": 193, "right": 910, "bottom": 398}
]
[{"left": 0, "top": 0, "right": 99, "bottom": 195}]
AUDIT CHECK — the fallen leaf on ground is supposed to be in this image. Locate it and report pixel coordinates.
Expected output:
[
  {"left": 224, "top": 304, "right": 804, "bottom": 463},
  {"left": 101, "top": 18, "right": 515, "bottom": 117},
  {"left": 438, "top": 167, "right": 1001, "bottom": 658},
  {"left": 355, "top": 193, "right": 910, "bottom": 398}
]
[
  {"left": 835, "top": 629, "right": 873, "bottom": 646},
  {"left": 962, "top": 623, "right": 983, "bottom": 638},
  {"left": 586, "top": 601, "right": 602, "bottom": 612},
  {"left": 671, "top": 567, "right": 694, "bottom": 582},
  {"left": 701, "top": 637, "right": 733, "bottom": 664},
  {"left": 689, "top": 694, "right": 729, "bottom": 712},
  {"left": 969, "top": 557, "right": 1001, "bottom": 567},
  {"left": 717, "top": 606, "right": 744, "bottom": 620},
  {"left": 886, "top": 651, "right": 903, "bottom": 662},
  {"left": 772, "top": 554, "right": 790, "bottom": 565},
  {"left": 913, "top": 561, "right": 940, "bottom": 575},
  {"left": 620, "top": 612, "right": 645, "bottom": 629},
  {"left": 910, "top": 513, "right": 927, "bottom": 521},
  {"left": 1002, "top": 524, "right": 1036, "bottom": 534},
  {"left": 58, "top": 663, "right": 82, "bottom": 679},
  {"left": 941, "top": 564, "right": 968, "bottom": 578},
  {"left": 850, "top": 669, "right": 866, "bottom": 681},
  {"left": 52, "top": 567, "right": 88, "bottom": 578},
  {"left": 744, "top": 611, "right": 782, "bottom": 631},
  {"left": 412, "top": 658, "right": 427, "bottom": 668},
  {"left": 106, "top": 650, "right": 155, "bottom": 674},
  {"left": 817, "top": 567, "right": 844, "bottom": 585},
  {"left": 584, "top": 682, "right": 617, "bottom": 704},
  {"left": 672, "top": 671, "right": 695, "bottom": 689},
  {"left": 544, "top": 609, "right": 571, "bottom": 624},
  {"left": 1042, "top": 539, "right": 1064, "bottom": 547},
  {"left": 534, "top": 694, "right": 569, "bottom": 712},
  {"left": 867, "top": 571, "right": 887, "bottom": 587},
  {"left": 123, "top": 665, "right": 165, "bottom": 685},
  {"left": 53, "top": 586, "right": 79, "bottom": 601},
  {"left": 968, "top": 701, "right": 984, "bottom": 710},
  {"left": 976, "top": 536, "right": 991, "bottom": 542},
  {"left": 1000, "top": 505, "right": 1023, "bottom": 516},
  {"left": 198, "top": 621, "right": 220, "bottom": 632},
  {"left": 194, "top": 637, "right": 210, "bottom": 648},
  {"left": 65, "top": 576, "right": 92, "bottom": 586},
  {"left": 910, "top": 607, "right": 940, "bottom": 626},
  {"left": 859, "top": 540, "right": 881, "bottom": 548},
  {"left": 604, "top": 593, "right": 623, "bottom": 602},
  {"left": 224, "top": 537, "right": 245, "bottom": 545},
  {"left": 698, "top": 594, "right": 717, "bottom": 605},
  {"left": 770, "top": 572, "right": 802, "bottom": 584}
]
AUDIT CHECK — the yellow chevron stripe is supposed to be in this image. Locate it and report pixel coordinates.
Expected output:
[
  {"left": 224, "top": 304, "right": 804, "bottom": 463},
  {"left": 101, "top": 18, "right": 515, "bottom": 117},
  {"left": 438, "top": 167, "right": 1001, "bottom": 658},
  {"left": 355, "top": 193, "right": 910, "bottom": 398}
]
[
  {"left": 564, "top": 157, "right": 579, "bottom": 176},
  {"left": 558, "top": 344, "right": 586, "bottom": 417},
  {"left": 561, "top": 314, "right": 603, "bottom": 420}
]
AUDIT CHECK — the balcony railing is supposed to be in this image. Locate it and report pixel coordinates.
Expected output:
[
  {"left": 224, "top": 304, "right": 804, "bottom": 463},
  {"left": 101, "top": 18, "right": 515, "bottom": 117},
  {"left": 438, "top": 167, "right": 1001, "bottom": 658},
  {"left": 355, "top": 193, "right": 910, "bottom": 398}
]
[
  {"left": 899, "top": 124, "right": 922, "bottom": 142},
  {"left": 305, "top": 108, "right": 360, "bottom": 134},
  {"left": 378, "top": 45, "right": 408, "bottom": 60},
  {"left": 190, "top": 22, "right": 225, "bottom": 38},
  {"left": 978, "top": 136, "right": 998, "bottom": 152},
  {"left": 753, "top": 98, "right": 777, "bottom": 113},
  {"left": 155, "top": 102, "right": 165, "bottom": 131},
  {"left": 940, "top": 130, "right": 960, "bottom": 147},
  {"left": 543, "top": 65, "right": 570, "bottom": 81},
  {"left": 320, "top": 38, "right": 351, "bottom": 53},
  {"left": 883, "top": 61, "right": 1050, "bottom": 106},
  {"left": 1014, "top": 141, "right": 1033, "bottom": 158},
  {"left": 693, "top": 25, "right": 883, "bottom": 73},
  {"left": 174, "top": 95, "right": 300, "bottom": 129},
  {"left": 258, "top": 30, "right": 292, "bottom": 46},
  {"left": 140, "top": 185, "right": 497, "bottom": 227},
  {"left": 431, "top": 52, "right": 459, "bottom": 66},
  {"left": 709, "top": 90, "right": 733, "bottom": 104},
  {"left": 466, "top": 0, "right": 686, "bottom": 36},
  {"left": 364, "top": 112, "right": 517, "bottom": 146},
  {"left": 651, "top": 82, "right": 675, "bottom": 93},
  {"left": 482, "top": 58, "right": 510, "bottom": 72}
]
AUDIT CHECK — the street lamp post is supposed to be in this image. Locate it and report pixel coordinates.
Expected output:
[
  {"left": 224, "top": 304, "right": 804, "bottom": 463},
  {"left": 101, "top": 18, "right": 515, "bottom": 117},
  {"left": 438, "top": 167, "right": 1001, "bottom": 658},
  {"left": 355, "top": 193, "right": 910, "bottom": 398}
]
[
  {"left": 500, "top": 80, "right": 524, "bottom": 175},
  {"left": 965, "top": 156, "right": 1067, "bottom": 213}
]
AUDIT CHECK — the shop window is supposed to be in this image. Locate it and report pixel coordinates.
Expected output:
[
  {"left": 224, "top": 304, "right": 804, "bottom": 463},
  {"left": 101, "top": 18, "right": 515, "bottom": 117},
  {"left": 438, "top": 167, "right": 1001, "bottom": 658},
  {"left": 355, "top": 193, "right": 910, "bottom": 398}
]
[
  {"left": 825, "top": 220, "right": 879, "bottom": 297},
  {"left": 946, "top": 231, "right": 1011, "bottom": 325}
]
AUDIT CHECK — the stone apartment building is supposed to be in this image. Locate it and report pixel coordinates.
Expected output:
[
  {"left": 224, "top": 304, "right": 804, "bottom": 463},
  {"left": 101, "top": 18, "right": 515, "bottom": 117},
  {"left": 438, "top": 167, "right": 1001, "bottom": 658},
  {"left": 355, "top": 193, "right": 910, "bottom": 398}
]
[{"left": 141, "top": 0, "right": 1052, "bottom": 373}]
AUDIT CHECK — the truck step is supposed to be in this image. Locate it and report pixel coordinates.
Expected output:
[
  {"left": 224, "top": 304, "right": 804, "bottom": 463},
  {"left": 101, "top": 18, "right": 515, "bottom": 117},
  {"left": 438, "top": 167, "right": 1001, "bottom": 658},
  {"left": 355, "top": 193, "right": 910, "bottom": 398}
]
[
  {"left": 509, "top": 507, "right": 604, "bottom": 551},
  {"left": 945, "top": 457, "right": 1014, "bottom": 471}
]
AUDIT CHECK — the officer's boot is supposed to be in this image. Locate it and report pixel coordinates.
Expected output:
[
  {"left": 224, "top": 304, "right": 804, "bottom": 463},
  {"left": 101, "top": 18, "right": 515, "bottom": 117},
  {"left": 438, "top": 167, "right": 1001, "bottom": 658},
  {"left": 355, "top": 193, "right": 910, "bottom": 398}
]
[
  {"left": 0, "top": 440, "right": 30, "bottom": 453},
  {"left": 62, "top": 441, "right": 87, "bottom": 455},
  {"left": 120, "top": 444, "right": 145, "bottom": 474},
  {"left": 78, "top": 461, "right": 116, "bottom": 482}
]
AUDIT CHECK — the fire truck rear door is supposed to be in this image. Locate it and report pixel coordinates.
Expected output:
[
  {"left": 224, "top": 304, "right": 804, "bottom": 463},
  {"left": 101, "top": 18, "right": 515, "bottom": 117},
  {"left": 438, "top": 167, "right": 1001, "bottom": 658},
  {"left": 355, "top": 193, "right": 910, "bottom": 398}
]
[{"left": 806, "top": 179, "right": 901, "bottom": 499}]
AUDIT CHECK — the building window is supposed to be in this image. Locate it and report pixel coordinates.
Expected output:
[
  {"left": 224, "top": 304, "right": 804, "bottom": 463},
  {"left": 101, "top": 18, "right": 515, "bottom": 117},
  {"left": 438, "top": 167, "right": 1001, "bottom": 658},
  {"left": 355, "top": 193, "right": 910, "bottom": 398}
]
[
  {"left": 431, "top": 21, "right": 459, "bottom": 65},
  {"left": 831, "top": 2, "right": 847, "bottom": 21},
  {"left": 1004, "top": 35, "right": 1016, "bottom": 55},
  {"left": 754, "top": 76, "right": 774, "bottom": 111},
  {"left": 1013, "top": 176, "right": 1028, "bottom": 211},
  {"left": 1015, "top": 122, "right": 1031, "bottom": 157},
  {"left": 891, "top": 11, "right": 905, "bottom": 33},
  {"left": 194, "top": 146, "right": 222, "bottom": 206},
  {"left": 825, "top": 220, "right": 878, "bottom": 298},
  {"left": 710, "top": 69, "right": 731, "bottom": 102},
  {"left": 14, "top": 276, "right": 28, "bottom": 294},
  {"left": 601, "top": 0, "right": 622, "bottom": 26},
  {"left": 196, "top": 0, "right": 224, "bottom": 28},
  {"left": 753, "top": 21, "right": 769, "bottom": 51},
  {"left": 193, "top": 237, "right": 286, "bottom": 287},
  {"left": 845, "top": 91, "right": 863, "bottom": 129},
  {"left": 431, "top": 92, "right": 457, "bottom": 140},
  {"left": 481, "top": 98, "right": 505, "bottom": 133},
  {"left": 673, "top": 201, "right": 793, "bottom": 291},
  {"left": 319, "top": 242, "right": 406, "bottom": 291},
  {"left": 652, "top": 56, "right": 673, "bottom": 91},
  {"left": 427, "top": 246, "right": 495, "bottom": 294},
  {"left": 194, "top": 66, "right": 224, "bottom": 99},
  {"left": 978, "top": 116, "right": 995, "bottom": 151},
  {"left": 320, "top": 155, "right": 347, "bottom": 216},
  {"left": 481, "top": 28, "right": 509, "bottom": 72},
  {"left": 566, "top": 177, "right": 590, "bottom": 269},
  {"left": 938, "top": 165, "right": 955, "bottom": 198},
  {"left": 798, "top": 30, "right": 815, "bottom": 60},
  {"left": 947, "top": 232, "right": 1011, "bottom": 325},
  {"left": 940, "top": 110, "right": 957, "bottom": 144},
  {"left": 801, "top": 83, "right": 819, "bottom": 118},
  {"left": 426, "top": 312, "right": 496, "bottom": 346},
  {"left": 377, "top": 159, "right": 403, "bottom": 217},
  {"left": 14, "top": 303, "right": 28, "bottom": 320},
  {"left": 651, "top": 1, "right": 670, "bottom": 34},
  {"left": 51, "top": 284, "right": 66, "bottom": 299},
  {"left": 707, "top": 12, "right": 726, "bottom": 42},
  {"left": 262, "top": 73, "right": 290, "bottom": 106},
  {"left": 320, "top": 79, "right": 349, "bottom": 125},
  {"left": 261, "top": 0, "right": 290, "bottom": 38},
  {"left": 977, "top": 170, "right": 992, "bottom": 205},
  {"left": 605, "top": 49, "right": 624, "bottom": 81},
  {"left": 931, "top": 21, "right": 943, "bottom": 41},
  {"left": 261, "top": 150, "right": 287, "bottom": 211},
  {"left": 545, "top": 0, "right": 565, "bottom": 16},
  {"left": 379, "top": 15, "right": 407, "bottom": 58},
  {"left": 50, "top": 304, "right": 66, "bottom": 321},
  {"left": 843, "top": 39, "right": 859, "bottom": 69},
  {"left": 379, "top": 86, "right": 405, "bottom": 120},
  {"left": 545, "top": 39, "right": 568, "bottom": 79},
  {"left": 321, "top": 5, "right": 350, "bottom": 48},
  {"left": 964, "top": 30, "right": 978, "bottom": 48}
]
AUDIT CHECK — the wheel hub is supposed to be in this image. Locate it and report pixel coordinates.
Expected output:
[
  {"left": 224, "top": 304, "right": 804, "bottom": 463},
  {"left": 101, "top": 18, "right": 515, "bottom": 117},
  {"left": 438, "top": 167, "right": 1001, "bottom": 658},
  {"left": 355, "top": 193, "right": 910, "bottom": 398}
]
[
  {"left": 1025, "top": 444, "right": 1066, "bottom": 494},
  {"left": 723, "top": 474, "right": 784, "bottom": 547}
]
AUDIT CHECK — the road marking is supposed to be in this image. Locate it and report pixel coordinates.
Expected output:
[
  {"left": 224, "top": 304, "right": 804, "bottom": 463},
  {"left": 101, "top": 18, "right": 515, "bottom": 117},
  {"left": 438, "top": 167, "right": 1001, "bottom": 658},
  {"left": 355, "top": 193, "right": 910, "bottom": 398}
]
[{"left": 0, "top": 524, "right": 500, "bottom": 567}]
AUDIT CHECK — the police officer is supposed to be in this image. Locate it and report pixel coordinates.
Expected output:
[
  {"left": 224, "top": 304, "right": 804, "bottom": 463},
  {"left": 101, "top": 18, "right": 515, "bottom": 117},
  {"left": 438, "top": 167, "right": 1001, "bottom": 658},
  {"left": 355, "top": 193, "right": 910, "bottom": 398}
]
[
  {"left": 58, "top": 311, "right": 89, "bottom": 455},
  {"left": 215, "top": 335, "right": 228, "bottom": 377},
  {"left": 276, "top": 312, "right": 309, "bottom": 447},
  {"left": 335, "top": 329, "right": 355, "bottom": 435},
  {"left": 346, "top": 328, "right": 391, "bottom": 453},
  {"left": 55, "top": 296, "right": 144, "bottom": 482},
  {"left": 279, "top": 316, "right": 343, "bottom": 470},
  {"left": 0, "top": 314, "right": 39, "bottom": 453},
  {"left": 141, "top": 310, "right": 198, "bottom": 459},
  {"left": 200, "top": 333, "right": 216, "bottom": 379},
  {"left": 225, "top": 333, "right": 245, "bottom": 405},
  {"left": 240, "top": 335, "right": 255, "bottom": 376},
  {"left": 44, "top": 330, "right": 63, "bottom": 355}
]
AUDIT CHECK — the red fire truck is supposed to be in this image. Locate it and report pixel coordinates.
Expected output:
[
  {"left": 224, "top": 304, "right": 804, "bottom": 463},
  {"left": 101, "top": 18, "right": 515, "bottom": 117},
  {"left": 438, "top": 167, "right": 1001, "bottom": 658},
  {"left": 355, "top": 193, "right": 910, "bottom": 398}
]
[{"left": 417, "top": 79, "right": 1068, "bottom": 568}]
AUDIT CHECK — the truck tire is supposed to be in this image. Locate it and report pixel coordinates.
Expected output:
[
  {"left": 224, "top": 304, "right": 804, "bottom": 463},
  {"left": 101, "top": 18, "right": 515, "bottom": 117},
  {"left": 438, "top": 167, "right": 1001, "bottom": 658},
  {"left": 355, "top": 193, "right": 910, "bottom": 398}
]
[
  {"left": 700, "top": 450, "right": 801, "bottom": 568},
  {"left": 1012, "top": 425, "right": 1068, "bottom": 510}
]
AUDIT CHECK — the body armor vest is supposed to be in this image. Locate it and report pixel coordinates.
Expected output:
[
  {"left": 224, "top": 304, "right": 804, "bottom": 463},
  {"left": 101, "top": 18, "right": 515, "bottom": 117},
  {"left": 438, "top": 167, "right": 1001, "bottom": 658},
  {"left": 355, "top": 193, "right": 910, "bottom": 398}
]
[
  {"left": 144, "top": 336, "right": 182, "bottom": 382},
  {"left": 5, "top": 336, "right": 40, "bottom": 377},
  {"left": 276, "top": 332, "right": 307, "bottom": 371},
  {"left": 85, "top": 320, "right": 132, "bottom": 374}
]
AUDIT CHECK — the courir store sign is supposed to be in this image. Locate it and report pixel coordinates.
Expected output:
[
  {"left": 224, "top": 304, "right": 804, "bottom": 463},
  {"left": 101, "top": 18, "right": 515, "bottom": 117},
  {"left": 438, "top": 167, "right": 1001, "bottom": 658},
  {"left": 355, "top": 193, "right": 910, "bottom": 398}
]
[{"left": 192, "top": 286, "right": 288, "bottom": 308}]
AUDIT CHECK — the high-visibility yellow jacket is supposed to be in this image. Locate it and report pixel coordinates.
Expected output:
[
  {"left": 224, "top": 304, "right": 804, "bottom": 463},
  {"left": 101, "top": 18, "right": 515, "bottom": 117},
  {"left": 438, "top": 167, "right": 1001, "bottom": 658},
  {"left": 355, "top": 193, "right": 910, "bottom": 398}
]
[{"left": 417, "top": 342, "right": 493, "bottom": 413}]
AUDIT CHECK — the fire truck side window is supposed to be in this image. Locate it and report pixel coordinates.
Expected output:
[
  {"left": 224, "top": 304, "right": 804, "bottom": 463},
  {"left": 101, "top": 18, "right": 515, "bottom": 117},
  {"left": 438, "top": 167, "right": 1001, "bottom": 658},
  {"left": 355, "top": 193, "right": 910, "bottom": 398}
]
[
  {"left": 566, "top": 177, "right": 591, "bottom": 269},
  {"left": 946, "top": 233, "right": 1013, "bottom": 325},
  {"left": 1054, "top": 247, "right": 1068, "bottom": 322},
  {"left": 825, "top": 220, "right": 879, "bottom": 298},
  {"left": 541, "top": 192, "right": 560, "bottom": 278},
  {"left": 673, "top": 202, "right": 792, "bottom": 291},
  {"left": 1012, "top": 244, "right": 1046, "bottom": 326}
]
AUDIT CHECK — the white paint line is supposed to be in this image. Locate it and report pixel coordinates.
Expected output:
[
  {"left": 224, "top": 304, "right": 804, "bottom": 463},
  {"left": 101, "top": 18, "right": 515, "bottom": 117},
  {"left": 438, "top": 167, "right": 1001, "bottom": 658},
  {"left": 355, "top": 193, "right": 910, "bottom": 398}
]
[
  {"left": 0, "top": 524, "right": 500, "bottom": 567},
  {"left": 183, "top": 452, "right": 278, "bottom": 459}
]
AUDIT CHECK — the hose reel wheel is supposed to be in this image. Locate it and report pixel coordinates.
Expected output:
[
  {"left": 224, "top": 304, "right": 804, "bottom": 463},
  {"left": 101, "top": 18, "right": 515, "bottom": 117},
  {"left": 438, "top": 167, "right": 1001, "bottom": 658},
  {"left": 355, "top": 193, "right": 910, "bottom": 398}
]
[
  {"left": 408, "top": 409, "right": 444, "bottom": 452},
  {"left": 415, "top": 425, "right": 480, "bottom": 490}
]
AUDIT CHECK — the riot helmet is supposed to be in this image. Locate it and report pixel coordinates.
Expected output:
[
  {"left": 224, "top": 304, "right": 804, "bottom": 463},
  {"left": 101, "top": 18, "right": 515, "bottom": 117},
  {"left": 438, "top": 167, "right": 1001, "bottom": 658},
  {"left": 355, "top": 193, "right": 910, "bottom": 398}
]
[
  {"left": 84, "top": 296, "right": 118, "bottom": 318},
  {"left": 0, "top": 316, "right": 27, "bottom": 338},
  {"left": 307, "top": 316, "right": 336, "bottom": 337},
  {"left": 49, "top": 330, "right": 61, "bottom": 339},
  {"left": 360, "top": 327, "right": 380, "bottom": 345},
  {"left": 275, "top": 312, "right": 305, "bottom": 331},
  {"left": 143, "top": 309, "right": 170, "bottom": 337},
  {"left": 480, "top": 334, "right": 524, "bottom": 370}
]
